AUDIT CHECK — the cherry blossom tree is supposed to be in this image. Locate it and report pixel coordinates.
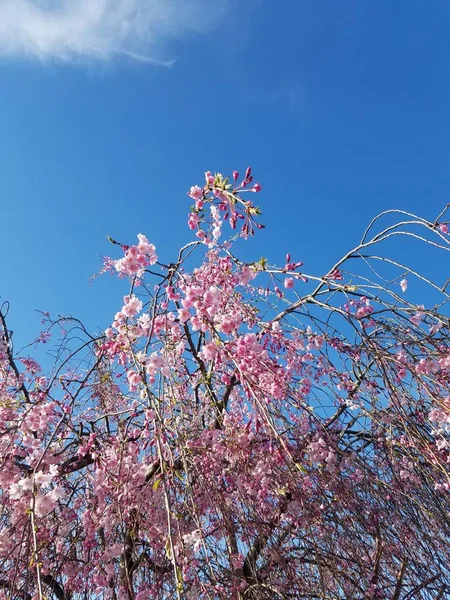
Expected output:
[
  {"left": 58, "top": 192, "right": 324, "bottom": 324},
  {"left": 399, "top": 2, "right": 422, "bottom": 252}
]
[{"left": 1, "top": 169, "right": 449, "bottom": 600}]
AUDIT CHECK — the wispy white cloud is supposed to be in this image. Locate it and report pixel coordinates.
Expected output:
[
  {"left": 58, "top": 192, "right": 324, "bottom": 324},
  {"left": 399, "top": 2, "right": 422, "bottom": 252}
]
[
  {"left": 0, "top": 0, "right": 228, "bottom": 65},
  {"left": 246, "top": 84, "right": 307, "bottom": 113}
]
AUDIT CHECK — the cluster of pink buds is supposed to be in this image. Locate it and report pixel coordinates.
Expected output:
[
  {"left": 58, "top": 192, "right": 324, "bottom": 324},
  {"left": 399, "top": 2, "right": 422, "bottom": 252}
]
[
  {"left": 324, "top": 268, "right": 344, "bottom": 281},
  {"left": 187, "top": 167, "right": 264, "bottom": 240},
  {"left": 284, "top": 253, "right": 304, "bottom": 272},
  {"left": 233, "top": 167, "right": 261, "bottom": 193},
  {"left": 283, "top": 254, "right": 308, "bottom": 284}
]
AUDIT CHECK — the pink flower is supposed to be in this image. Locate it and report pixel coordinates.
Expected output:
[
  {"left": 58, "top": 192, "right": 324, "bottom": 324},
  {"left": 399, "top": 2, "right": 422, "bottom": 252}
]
[
  {"left": 205, "top": 171, "right": 215, "bottom": 185},
  {"left": 284, "top": 277, "right": 294, "bottom": 289},
  {"left": 411, "top": 306, "right": 425, "bottom": 326},
  {"left": 137, "top": 234, "right": 156, "bottom": 256},
  {"left": 439, "top": 223, "right": 448, "bottom": 233},
  {"left": 218, "top": 315, "right": 240, "bottom": 334},
  {"left": 400, "top": 278, "right": 408, "bottom": 293},
  {"left": 188, "top": 185, "right": 203, "bottom": 201},
  {"left": 167, "top": 287, "right": 181, "bottom": 301},
  {"left": 188, "top": 213, "right": 200, "bottom": 230},
  {"left": 200, "top": 342, "right": 217, "bottom": 361},
  {"left": 127, "top": 370, "right": 142, "bottom": 387},
  {"left": 121, "top": 295, "right": 143, "bottom": 318},
  {"left": 178, "top": 308, "right": 190, "bottom": 323}
]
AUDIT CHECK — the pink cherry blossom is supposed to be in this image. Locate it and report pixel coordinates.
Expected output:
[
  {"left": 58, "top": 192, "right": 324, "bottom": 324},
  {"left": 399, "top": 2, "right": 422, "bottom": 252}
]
[
  {"left": 188, "top": 185, "right": 203, "bottom": 201},
  {"left": 121, "top": 295, "right": 143, "bottom": 318},
  {"left": 205, "top": 171, "right": 215, "bottom": 185},
  {"left": 127, "top": 369, "right": 142, "bottom": 387}
]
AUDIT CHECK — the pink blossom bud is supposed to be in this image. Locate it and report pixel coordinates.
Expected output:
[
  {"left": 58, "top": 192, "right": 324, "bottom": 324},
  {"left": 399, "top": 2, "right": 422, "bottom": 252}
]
[
  {"left": 233, "top": 170, "right": 239, "bottom": 181},
  {"left": 275, "top": 286, "right": 283, "bottom": 298}
]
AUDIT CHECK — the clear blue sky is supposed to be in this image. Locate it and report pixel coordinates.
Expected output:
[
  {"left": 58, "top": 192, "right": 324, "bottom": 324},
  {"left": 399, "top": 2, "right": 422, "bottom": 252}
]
[{"left": 1, "top": 0, "right": 449, "bottom": 345}]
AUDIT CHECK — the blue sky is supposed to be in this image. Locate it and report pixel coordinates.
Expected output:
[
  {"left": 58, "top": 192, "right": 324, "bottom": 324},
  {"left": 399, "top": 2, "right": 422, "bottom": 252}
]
[{"left": 1, "top": 0, "right": 450, "bottom": 346}]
